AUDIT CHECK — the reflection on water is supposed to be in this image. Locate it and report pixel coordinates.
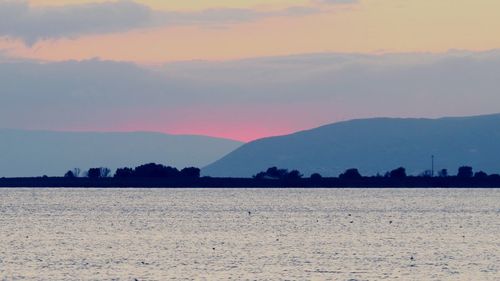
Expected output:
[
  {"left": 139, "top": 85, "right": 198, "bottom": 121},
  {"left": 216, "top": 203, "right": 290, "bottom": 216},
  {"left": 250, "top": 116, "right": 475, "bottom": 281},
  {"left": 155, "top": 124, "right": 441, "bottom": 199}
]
[{"left": 0, "top": 188, "right": 499, "bottom": 280}]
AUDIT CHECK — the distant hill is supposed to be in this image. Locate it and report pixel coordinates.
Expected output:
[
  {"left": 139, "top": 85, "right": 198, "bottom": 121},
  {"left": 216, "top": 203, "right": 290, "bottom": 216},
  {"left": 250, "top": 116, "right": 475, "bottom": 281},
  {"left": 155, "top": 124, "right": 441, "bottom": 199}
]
[
  {"left": 0, "top": 130, "right": 242, "bottom": 177},
  {"left": 203, "top": 114, "right": 500, "bottom": 177}
]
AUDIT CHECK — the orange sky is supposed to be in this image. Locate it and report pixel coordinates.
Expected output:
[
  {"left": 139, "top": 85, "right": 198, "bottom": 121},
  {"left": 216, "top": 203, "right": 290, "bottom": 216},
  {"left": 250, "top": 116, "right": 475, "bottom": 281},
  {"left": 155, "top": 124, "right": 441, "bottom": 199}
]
[
  {"left": 2, "top": 0, "right": 500, "bottom": 64},
  {"left": 29, "top": 0, "right": 311, "bottom": 10}
]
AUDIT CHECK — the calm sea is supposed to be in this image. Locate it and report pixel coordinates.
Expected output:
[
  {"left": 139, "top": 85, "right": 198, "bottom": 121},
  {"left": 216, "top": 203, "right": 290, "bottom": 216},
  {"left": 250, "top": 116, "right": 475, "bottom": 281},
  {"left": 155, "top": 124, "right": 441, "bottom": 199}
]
[{"left": 0, "top": 188, "right": 499, "bottom": 280}]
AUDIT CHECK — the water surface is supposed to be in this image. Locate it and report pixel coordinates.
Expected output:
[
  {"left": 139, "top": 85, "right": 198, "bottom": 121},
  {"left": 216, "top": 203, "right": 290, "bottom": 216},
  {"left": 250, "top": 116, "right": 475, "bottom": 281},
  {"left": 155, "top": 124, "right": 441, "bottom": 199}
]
[{"left": 1, "top": 188, "right": 499, "bottom": 280}]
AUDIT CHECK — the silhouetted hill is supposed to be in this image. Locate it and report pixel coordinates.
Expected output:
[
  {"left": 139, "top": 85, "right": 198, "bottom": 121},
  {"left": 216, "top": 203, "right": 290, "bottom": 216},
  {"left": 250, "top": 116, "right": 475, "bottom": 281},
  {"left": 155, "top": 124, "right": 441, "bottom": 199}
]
[
  {"left": 203, "top": 114, "right": 500, "bottom": 177},
  {"left": 0, "top": 130, "right": 242, "bottom": 177}
]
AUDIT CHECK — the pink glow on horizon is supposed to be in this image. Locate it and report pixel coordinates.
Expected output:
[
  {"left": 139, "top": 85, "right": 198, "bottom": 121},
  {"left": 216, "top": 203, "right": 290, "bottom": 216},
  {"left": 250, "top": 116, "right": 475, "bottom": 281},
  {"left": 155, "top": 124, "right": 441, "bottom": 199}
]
[
  {"left": 50, "top": 104, "right": 350, "bottom": 142},
  {"left": 53, "top": 107, "right": 345, "bottom": 142},
  {"left": 62, "top": 123, "right": 298, "bottom": 142},
  {"left": 89, "top": 117, "right": 304, "bottom": 142}
]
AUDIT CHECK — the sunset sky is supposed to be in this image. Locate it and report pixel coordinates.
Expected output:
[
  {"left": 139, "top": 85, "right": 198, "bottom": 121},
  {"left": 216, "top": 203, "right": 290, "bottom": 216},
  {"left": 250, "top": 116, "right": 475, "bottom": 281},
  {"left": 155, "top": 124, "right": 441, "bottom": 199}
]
[{"left": 1, "top": 0, "right": 500, "bottom": 141}]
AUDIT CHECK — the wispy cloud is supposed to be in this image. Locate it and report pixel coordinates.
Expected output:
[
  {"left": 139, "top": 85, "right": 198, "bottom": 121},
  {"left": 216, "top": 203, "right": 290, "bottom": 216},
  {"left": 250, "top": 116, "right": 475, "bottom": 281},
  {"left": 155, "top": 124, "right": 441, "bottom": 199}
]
[{"left": 0, "top": 0, "right": 348, "bottom": 45}]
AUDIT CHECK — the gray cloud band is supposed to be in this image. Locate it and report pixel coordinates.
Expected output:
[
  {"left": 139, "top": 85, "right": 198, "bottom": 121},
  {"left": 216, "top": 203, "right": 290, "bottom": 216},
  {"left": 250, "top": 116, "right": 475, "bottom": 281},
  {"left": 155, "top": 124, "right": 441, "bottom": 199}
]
[
  {"left": 0, "top": 51, "right": 499, "bottom": 130},
  {"left": 0, "top": 0, "right": 354, "bottom": 45}
]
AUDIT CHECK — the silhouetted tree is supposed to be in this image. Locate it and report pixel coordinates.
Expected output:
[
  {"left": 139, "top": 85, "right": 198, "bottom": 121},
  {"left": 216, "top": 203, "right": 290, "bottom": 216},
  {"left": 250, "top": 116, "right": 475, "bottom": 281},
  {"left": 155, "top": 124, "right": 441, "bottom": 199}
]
[
  {"left": 64, "top": 170, "right": 75, "bottom": 178},
  {"left": 264, "top": 167, "right": 279, "bottom": 178},
  {"left": 266, "top": 167, "right": 288, "bottom": 179},
  {"left": 474, "top": 171, "right": 488, "bottom": 179},
  {"left": 457, "top": 166, "right": 473, "bottom": 178},
  {"left": 114, "top": 167, "right": 134, "bottom": 178},
  {"left": 180, "top": 167, "right": 201, "bottom": 179},
  {"left": 87, "top": 168, "right": 102, "bottom": 179},
  {"left": 285, "top": 170, "right": 303, "bottom": 180},
  {"left": 134, "top": 163, "right": 179, "bottom": 178},
  {"left": 253, "top": 172, "right": 267, "bottom": 179},
  {"left": 86, "top": 167, "right": 111, "bottom": 179},
  {"left": 389, "top": 167, "right": 407, "bottom": 179},
  {"left": 254, "top": 167, "right": 284, "bottom": 179},
  {"left": 339, "top": 168, "right": 362, "bottom": 180},
  {"left": 310, "top": 173, "right": 323, "bottom": 180},
  {"left": 438, "top": 169, "right": 448, "bottom": 178},
  {"left": 112, "top": 165, "right": 199, "bottom": 179},
  {"left": 253, "top": 167, "right": 302, "bottom": 180},
  {"left": 489, "top": 174, "right": 500, "bottom": 180}
]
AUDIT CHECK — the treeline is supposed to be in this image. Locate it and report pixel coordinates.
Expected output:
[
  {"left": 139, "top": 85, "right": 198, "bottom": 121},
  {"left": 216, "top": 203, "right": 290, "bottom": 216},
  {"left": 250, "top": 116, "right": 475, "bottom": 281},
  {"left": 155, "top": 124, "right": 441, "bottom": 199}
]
[
  {"left": 64, "top": 163, "right": 200, "bottom": 179},
  {"left": 63, "top": 164, "right": 498, "bottom": 180},
  {"left": 2, "top": 163, "right": 499, "bottom": 188},
  {"left": 252, "top": 166, "right": 500, "bottom": 180}
]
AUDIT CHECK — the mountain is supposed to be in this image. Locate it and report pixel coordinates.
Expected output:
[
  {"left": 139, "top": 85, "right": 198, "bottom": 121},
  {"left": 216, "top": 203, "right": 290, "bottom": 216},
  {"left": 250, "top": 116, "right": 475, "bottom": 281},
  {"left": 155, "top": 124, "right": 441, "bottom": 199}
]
[
  {"left": 0, "top": 130, "right": 242, "bottom": 177},
  {"left": 203, "top": 113, "right": 500, "bottom": 177}
]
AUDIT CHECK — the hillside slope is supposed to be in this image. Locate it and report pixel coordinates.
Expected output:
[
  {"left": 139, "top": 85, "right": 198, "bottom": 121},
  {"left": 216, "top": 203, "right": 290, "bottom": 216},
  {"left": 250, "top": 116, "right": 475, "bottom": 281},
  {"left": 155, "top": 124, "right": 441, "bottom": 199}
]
[
  {"left": 203, "top": 114, "right": 500, "bottom": 177},
  {"left": 0, "top": 130, "right": 242, "bottom": 177}
]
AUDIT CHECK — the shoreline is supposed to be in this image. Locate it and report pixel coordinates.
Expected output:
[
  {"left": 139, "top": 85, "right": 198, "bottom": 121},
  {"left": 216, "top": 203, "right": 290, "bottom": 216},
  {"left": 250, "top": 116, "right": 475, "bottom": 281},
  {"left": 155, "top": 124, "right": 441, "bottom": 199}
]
[{"left": 1, "top": 177, "right": 500, "bottom": 188}]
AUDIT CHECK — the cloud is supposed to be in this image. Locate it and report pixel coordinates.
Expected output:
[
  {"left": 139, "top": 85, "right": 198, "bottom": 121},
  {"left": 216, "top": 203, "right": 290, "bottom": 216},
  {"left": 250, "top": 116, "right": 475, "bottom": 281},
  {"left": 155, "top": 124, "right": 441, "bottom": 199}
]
[
  {"left": 0, "top": 1, "right": 330, "bottom": 45},
  {"left": 0, "top": 0, "right": 153, "bottom": 45},
  {"left": 1, "top": 51, "right": 500, "bottom": 139}
]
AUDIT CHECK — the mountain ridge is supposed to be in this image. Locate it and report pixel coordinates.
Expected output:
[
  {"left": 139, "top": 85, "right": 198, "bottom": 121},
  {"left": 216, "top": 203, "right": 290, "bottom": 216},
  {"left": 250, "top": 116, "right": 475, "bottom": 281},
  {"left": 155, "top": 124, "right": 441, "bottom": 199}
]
[
  {"left": 203, "top": 113, "right": 500, "bottom": 177},
  {"left": 0, "top": 129, "right": 242, "bottom": 177}
]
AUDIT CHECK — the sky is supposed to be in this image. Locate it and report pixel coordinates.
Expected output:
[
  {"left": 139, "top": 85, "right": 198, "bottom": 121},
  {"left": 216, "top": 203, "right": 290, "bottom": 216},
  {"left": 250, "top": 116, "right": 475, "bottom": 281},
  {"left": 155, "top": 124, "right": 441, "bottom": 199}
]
[{"left": 1, "top": 0, "right": 500, "bottom": 141}]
